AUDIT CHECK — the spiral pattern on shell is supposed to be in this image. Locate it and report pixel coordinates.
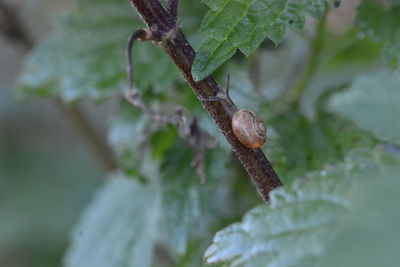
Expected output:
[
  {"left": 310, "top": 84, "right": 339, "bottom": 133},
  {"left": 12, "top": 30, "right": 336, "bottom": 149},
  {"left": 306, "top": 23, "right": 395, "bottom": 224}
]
[{"left": 231, "top": 109, "right": 267, "bottom": 149}]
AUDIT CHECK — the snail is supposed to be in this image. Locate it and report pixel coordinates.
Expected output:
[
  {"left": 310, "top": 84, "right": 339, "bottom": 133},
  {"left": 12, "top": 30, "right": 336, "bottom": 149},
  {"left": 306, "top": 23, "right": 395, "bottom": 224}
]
[
  {"left": 202, "top": 75, "right": 267, "bottom": 149},
  {"left": 231, "top": 109, "right": 266, "bottom": 149}
]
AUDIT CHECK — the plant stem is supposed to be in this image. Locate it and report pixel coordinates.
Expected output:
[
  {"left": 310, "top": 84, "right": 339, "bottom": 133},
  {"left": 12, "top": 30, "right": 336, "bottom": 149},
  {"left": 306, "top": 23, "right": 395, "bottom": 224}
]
[
  {"left": 128, "top": 0, "right": 283, "bottom": 201},
  {"left": 0, "top": 1, "right": 33, "bottom": 51},
  {"left": 292, "top": 10, "right": 328, "bottom": 105}
]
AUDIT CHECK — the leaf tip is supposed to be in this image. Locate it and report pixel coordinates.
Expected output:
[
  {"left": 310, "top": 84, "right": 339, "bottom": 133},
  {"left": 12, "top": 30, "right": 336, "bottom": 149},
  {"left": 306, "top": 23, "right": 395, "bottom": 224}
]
[{"left": 191, "top": 64, "right": 207, "bottom": 82}]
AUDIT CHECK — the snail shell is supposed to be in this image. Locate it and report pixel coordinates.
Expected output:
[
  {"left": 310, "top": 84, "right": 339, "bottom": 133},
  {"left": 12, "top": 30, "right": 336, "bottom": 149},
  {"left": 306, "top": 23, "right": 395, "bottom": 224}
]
[{"left": 231, "top": 109, "right": 267, "bottom": 149}]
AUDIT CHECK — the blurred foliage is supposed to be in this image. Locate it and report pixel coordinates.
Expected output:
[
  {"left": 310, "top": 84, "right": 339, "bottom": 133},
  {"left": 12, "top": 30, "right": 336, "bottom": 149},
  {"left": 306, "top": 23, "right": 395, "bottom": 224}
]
[
  {"left": 355, "top": 0, "right": 400, "bottom": 66},
  {"left": 0, "top": 107, "right": 101, "bottom": 267},
  {"left": 18, "top": 0, "right": 184, "bottom": 102},
  {"left": 64, "top": 149, "right": 258, "bottom": 267},
  {"left": 325, "top": 170, "right": 400, "bottom": 267},
  {"left": 64, "top": 171, "right": 161, "bottom": 267},
  {"left": 330, "top": 69, "right": 400, "bottom": 145},
  {"left": 205, "top": 147, "right": 400, "bottom": 266},
  {"left": 12, "top": 0, "right": 400, "bottom": 266}
]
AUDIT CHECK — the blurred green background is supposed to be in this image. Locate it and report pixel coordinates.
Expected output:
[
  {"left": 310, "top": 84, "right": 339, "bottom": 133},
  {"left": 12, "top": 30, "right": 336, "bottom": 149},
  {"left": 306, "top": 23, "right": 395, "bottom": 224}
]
[{"left": 0, "top": 0, "right": 111, "bottom": 266}]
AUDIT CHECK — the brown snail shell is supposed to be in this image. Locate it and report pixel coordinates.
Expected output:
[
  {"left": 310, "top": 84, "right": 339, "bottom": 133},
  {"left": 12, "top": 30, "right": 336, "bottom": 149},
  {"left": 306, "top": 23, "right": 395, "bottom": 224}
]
[{"left": 231, "top": 109, "right": 267, "bottom": 149}]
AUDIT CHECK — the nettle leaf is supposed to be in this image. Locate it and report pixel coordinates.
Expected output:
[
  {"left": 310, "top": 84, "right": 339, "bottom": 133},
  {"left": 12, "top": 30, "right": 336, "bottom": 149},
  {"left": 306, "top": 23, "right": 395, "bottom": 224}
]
[
  {"left": 355, "top": 0, "right": 400, "bottom": 66},
  {"left": 18, "top": 0, "right": 178, "bottom": 102},
  {"left": 64, "top": 172, "right": 162, "bottom": 267},
  {"left": 192, "top": 0, "right": 332, "bottom": 81},
  {"left": 325, "top": 175, "right": 400, "bottom": 267},
  {"left": 205, "top": 147, "right": 399, "bottom": 267},
  {"left": 329, "top": 69, "right": 400, "bottom": 145}
]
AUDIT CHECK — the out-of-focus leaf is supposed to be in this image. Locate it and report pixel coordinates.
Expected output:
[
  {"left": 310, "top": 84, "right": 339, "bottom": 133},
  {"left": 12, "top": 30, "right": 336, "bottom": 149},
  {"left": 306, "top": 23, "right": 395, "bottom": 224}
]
[
  {"left": 158, "top": 143, "right": 238, "bottom": 261},
  {"left": 159, "top": 140, "right": 213, "bottom": 256},
  {"left": 106, "top": 92, "right": 252, "bottom": 261},
  {"left": 355, "top": 0, "right": 400, "bottom": 66},
  {"left": 271, "top": 113, "right": 338, "bottom": 181},
  {"left": 270, "top": 112, "right": 376, "bottom": 183},
  {"left": 382, "top": 0, "right": 400, "bottom": 7},
  {"left": 107, "top": 101, "right": 150, "bottom": 174},
  {"left": 18, "top": 0, "right": 178, "bottom": 102},
  {"left": 64, "top": 172, "right": 161, "bottom": 267},
  {"left": 299, "top": 32, "right": 382, "bottom": 120},
  {"left": 329, "top": 69, "right": 400, "bottom": 145},
  {"left": 205, "top": 147, "right": 400, "bottom": 266},
  {"left": 254, "top": 31, "right": 308, "bottom": 101},
  {"left": 192, "top": 0, "right": 334, "bottom": 81},
  {"left": 325, "top": 175, "right": 400, "bottom": 267}
]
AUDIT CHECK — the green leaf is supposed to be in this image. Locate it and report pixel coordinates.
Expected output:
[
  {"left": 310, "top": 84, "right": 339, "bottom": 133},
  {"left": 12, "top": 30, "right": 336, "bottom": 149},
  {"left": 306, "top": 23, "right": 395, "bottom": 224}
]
[
  {"left": 325, "top": 175, "right": 400, "bottom": 267},
  {"left": 192, "top": 0, "right": 332, "bottom": 81},
  {"left": 64, "top": 172, "right": 161, "bottom": 267},
  {"left": 108, "top": 106, "right": 222, "bottom": 258},
  {"left": 355, "top": 0, "right": 400, "bottom": 66},
  {"left": 107, "top": 101, "right": 150, "bottom": 174},
  {"left": 107, "top": 101, "right": 248, "bottom": 260},
  {"left": 329, "top": 69, "right": 400, "bottom": 145},
  {"left": 299, "top": 31, "right": 382, "bottom": 120},
  {"left": 18, "top": 0, "right": 178, "bottom": 102},
  {"left": 269, "top": 112, "right": 376, "bottom": 183},
  {"left": 157, "top": 143, "right": 241, "bottom": 261},
  {"left": 158, "top": 141, "right": 214, "bottom": 256},
  {"left": 205, "top": 147, "right": 400, "bottom": 266}
]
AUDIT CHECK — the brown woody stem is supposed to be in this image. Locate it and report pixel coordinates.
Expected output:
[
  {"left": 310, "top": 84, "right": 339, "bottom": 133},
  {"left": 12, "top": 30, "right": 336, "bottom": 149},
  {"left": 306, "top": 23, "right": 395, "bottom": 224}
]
[{"left": 128, "top": 0, "right": 283, "bottom": 201}]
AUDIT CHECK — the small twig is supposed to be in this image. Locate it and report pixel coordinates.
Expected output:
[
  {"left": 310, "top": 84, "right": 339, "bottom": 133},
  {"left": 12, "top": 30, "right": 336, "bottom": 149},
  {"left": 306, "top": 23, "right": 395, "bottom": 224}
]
[
  {"left": 0, "top": 1, "right": 33, "bottom": 51},
  {"left": 128, "top": 0, "right": 283, "bottom": 201},
  {"left": 125, "top": 91, "right": 216, "bottom": 184},
  {"left": 125, "top": 28, "right": 216, "bottom": 183}
]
